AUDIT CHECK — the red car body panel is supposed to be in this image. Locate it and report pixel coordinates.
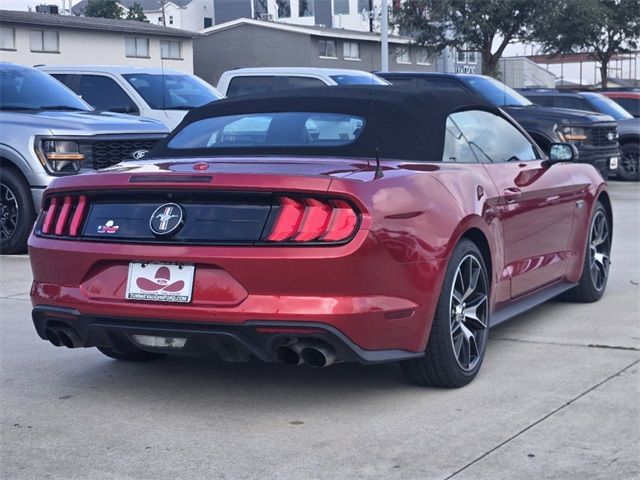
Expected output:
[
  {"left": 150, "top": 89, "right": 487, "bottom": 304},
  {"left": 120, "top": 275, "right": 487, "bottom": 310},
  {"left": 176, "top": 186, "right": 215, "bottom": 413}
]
[{"left": 29, "top": 155, "right": 608, "bottom": 355}]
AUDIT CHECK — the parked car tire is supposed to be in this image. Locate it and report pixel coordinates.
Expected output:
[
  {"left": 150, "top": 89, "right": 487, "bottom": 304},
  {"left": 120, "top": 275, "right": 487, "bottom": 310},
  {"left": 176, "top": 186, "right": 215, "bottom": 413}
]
[
  {"left": 401, "top": 239, "right": 489, "bottom": 388},
  {"left": 97, "top": 345, "right": 165, "bottom": 362},
  {"left": 562, "top": 202, "right": 611, "bottom": 303},
  {"left": 0, "top": 167, "right": 35, "bottom": 254},
  {"left": 618, "top": 143, "right": 640, "bottom": 181}
]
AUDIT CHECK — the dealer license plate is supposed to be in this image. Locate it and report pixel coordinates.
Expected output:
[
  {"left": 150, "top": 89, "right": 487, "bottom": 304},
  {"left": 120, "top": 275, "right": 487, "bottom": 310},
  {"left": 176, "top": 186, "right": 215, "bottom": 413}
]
[
  {"left": 609, "top": 157, "right": 619, "bottom": 170},
  {"left": 126, "top": 262, "right": 195, "bottom": 303}
]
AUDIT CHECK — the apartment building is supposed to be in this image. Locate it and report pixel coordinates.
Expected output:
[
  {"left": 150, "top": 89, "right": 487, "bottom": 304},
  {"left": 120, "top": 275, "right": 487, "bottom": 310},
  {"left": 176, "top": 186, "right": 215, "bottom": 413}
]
[{"left": 0, "top": 9, "right": 196, "bottom": 72}]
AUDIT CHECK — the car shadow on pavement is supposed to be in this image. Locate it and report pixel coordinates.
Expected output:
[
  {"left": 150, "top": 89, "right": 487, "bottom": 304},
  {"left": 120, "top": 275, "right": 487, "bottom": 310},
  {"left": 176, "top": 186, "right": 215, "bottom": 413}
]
[{"left": 56, "top": 353, "right": 432, "bottom": 411}]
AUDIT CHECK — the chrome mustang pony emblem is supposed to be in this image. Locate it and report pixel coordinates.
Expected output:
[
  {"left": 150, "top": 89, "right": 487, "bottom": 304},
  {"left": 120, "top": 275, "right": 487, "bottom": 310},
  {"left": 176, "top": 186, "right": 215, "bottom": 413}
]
[{"left": 149, "top": 203, "right": 184, "bottom": 237}]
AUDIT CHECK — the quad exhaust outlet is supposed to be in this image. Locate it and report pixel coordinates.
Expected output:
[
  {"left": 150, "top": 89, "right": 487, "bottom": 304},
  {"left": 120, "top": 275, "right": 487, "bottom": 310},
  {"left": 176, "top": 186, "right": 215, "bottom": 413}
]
[
  {"left": 44, "top": 326, "right": 82, "bottom": 348},
  {"left": 275, "top": 340, "right": 337, "bottom": 367}
]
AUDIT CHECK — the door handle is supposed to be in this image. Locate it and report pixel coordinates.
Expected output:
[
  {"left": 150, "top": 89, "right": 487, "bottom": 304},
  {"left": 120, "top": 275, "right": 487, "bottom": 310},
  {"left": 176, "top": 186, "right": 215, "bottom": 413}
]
[{"left": 503, "top": 187, "right": 522, "bottom": 203}]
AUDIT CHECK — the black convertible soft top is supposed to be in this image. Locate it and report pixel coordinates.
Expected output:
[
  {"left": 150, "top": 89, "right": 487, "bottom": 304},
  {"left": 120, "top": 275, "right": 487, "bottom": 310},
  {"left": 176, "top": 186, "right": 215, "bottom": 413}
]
[{"left": 150, "top": 85, "right": 498, "bottom": 162}]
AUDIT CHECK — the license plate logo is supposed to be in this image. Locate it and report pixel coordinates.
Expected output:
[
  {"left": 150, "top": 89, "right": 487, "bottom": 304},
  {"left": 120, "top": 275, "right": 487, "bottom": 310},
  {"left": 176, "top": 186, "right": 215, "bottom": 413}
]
[{"left": 126, "top": 263, "right": 195, "bottom": 303}]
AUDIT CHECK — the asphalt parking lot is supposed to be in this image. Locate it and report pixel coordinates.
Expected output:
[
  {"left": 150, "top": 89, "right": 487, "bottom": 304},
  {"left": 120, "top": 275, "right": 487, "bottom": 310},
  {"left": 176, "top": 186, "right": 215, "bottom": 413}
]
[{"left": 1, "top": 181, "right": 638, "bottom": 480}]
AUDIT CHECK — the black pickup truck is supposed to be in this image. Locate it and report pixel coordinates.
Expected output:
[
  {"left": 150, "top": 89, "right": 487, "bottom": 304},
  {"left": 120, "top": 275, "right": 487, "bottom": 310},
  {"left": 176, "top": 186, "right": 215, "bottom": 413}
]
[{"left": 378, "top": 72, "right": 620, "bottom": 179}]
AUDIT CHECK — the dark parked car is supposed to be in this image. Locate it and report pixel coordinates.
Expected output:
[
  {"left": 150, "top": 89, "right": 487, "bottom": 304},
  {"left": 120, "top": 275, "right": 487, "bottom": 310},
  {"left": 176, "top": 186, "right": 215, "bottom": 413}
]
[
  {"left": 520, "top": 89, "right": 639, "bottom": 181},
  {"left": 378, "top": 73, "right": 620, "bottom": 180},
  {"left": 29, "top": 87, "right": 611, "bottom": 388}
]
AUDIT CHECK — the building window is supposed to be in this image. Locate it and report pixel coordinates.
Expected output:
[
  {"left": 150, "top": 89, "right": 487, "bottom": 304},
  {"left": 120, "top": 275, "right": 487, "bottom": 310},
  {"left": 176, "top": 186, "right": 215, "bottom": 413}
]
[
  {"left": 456, "top": 48, "right": 467, "bottom": 64},
  {"left": 168, "top": 15, "right": 173, "bottom": 25},
  {"left": 299, "top": 0, "right": 314, "bottom": 17},
  {"left": 30, "top": 30, "right": 59, "bottom": 53},
  {"left": 125, "top": 37, "right": 149, "bottom": 57},
  {"left": 333, "top": 0, "right": 349, "bottom": 14},
  {"left": 253, "top": 0, "right": 268, "bottom": 19},
  {"left": 343, "top": 41, "right": 360, "bottom": 60},
  {"left": 160, "top": 40, "right": 182, "bottom": 59},
  {"left": 468, "top": 50, "right": 477, "bottom": 64},
  {"left": 417, "top": 48, "right": 431, "bottom": 65},
  {"left": 204, "top": 17, "right": 212, "bottom": 28},
  {"left": 276, "top": 0, "right": 291, "bottom": 18},
  {"left": 396, "top": 47, "right": 410, "bottom": 64},
  {"left": 319, "top": 39, "right": 336, "bottom": 58},
  {"left": 0, "top": 26, "right": 15, "bottom": 50}
]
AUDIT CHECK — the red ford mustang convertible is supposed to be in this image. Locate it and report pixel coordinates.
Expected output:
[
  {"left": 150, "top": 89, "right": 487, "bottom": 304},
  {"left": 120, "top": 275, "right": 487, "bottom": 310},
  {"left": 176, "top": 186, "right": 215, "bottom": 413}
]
[{"left": 28, "top": 87, "right": 611, "bottom": 387}]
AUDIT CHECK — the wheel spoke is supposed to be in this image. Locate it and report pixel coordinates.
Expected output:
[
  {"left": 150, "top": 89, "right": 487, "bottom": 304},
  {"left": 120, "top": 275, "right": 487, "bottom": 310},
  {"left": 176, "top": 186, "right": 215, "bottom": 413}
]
[
  {"left": 453, "top": 331, "right": 463, "bottom": 358},
  {"left": 464, "top": 295, "right": 487, "bottom": 330},
  {"left": 594, "top": 252, "right": 609, "bottom": 269},
  {"left": 452, "top": 288, "right": 463, "bottom": 305},
  {"left": 462, "top": 267, "right": 480, "bottom": 301}
]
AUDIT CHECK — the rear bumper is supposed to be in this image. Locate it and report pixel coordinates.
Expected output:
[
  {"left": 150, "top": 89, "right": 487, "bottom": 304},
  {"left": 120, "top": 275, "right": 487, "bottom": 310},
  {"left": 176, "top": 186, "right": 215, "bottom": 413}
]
[
  {"left": 28, "top": 234, "right": 446, "bottom": 353},
  {"left": 32, "top": 305, "right": 424, "bottom": 364}
]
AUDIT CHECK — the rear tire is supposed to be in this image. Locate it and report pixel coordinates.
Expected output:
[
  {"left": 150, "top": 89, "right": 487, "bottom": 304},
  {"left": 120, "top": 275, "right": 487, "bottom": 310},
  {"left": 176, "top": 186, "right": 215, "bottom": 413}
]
[
  {"left": 562, "top": 202, "right": 611, "bottom": 303},
  {"left": 401, "top": 239, "right": 490, "bottom": 388},
  {"left": 97, "top": 345, "right": 165, "bottom": 362},
  {"left": 0, "top": 167, "right": 35, "bottom": 254},
  {"left": 618, "top": 143, "right": 640, "bottom": 181}
]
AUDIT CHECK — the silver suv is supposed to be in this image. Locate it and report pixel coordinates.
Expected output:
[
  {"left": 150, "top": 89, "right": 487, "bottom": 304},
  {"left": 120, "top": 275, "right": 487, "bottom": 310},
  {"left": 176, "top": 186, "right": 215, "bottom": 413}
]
[{"left": 0, "top": 62, "right": 169, "bottom": 254}]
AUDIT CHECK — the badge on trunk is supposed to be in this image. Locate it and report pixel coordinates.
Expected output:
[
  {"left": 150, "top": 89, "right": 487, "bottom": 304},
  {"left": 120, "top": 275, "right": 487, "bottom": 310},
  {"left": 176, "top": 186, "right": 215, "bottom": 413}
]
[{"left": 150, "top": 203, "right": 184, "bottom": 237}]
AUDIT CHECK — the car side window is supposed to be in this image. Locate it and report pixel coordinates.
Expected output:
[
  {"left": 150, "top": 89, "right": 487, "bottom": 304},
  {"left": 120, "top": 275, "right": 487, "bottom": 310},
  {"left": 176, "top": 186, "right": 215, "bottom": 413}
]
[
  {"left": 283, "top": 76, "right": 327, "bottom": 89},
  {"left": 528, "top": 95, "right": 554, "bottom": 107},
  {"left": 614, "top": 97, "right": 640, "bottom": 117},
  {"left": 50, "top": 73, "right": 75, "bottom": 89},
  {"left": 76, "top": 75, "right": 139, "bottom": 114},
  {"left": 442, "top": 116, "right": 478, "bottom": 163},
  {"left": 450, "top": 110, "right": 539, "bottom": 163},
  {"left": 226, "top": 76, "right": 277, "bottom": 97},
  {"left": 553, "top": 96, "right": 592, "bottom": 111}
]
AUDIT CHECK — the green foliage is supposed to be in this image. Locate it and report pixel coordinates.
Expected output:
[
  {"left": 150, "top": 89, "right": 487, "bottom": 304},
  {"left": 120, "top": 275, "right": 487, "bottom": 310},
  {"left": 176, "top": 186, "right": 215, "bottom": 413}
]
[
  {"left": 83, "top": 0, "right": 124, "bottom": 19},
  {"left": 392, "top": 0, "right": 554, "bottom": 77},
  {"left": 126, "top": 2, "right": 149, "bottom": 22},
  {"left": 533, "top": 0, "right": 640, "bottom": 86}
]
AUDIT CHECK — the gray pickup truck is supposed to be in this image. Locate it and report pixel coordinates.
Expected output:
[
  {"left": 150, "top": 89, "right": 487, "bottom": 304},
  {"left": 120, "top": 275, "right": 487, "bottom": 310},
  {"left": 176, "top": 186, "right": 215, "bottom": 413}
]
[{"left": 0, "top": 62, "right": 169, "bottom": 254}]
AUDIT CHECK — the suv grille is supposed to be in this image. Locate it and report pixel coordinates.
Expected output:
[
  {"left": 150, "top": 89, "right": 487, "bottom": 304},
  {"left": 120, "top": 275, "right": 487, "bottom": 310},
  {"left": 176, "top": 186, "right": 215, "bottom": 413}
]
[
  {"left": 91, "top": 139, "right": 159, "bottom": 170},
  {"left": 589, "top": 126, "right": 617, "bottom": 147}
]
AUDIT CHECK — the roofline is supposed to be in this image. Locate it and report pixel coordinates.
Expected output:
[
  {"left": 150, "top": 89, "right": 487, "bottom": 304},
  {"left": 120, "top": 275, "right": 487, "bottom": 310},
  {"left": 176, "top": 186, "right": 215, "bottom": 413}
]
[
  {"left": 0, "top": 10, "right": 196, "bottom": 38},
  {"left": 199, "top": 18, "right": 412, "bottom": 44}
]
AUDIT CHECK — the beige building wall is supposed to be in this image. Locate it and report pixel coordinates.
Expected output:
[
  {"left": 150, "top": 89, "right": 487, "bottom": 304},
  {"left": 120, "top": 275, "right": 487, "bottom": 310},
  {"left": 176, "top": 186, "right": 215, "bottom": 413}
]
[{"left": 0, "top": 25, "right": 193, "bottom": 73}]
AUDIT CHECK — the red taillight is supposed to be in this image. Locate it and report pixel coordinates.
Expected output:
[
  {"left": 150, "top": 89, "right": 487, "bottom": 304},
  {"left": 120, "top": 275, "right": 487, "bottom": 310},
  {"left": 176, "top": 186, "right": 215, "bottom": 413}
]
[
  {"left": 321, "top": 200, "right": 359, "bottom": 242},
  {"left": 267, "top": 196, "right": 359, "bottom": 243},
  {"left": 69, "top": 195, "right": 88, "bottom": 237},
  {"left": 267, "top": 197, "right": 305, "bottom": 241},
  {"left": 293, "top": 198, "right": 332, "bottom": 242},
  {"left": 54, "top": 196, "right": 73, "bottom": 236},
  {"left": 40, "top": 194, "right": 89, "bottom": 238},
  {"left": 41, "top": 196, "right": 60, "bottom": 235}
]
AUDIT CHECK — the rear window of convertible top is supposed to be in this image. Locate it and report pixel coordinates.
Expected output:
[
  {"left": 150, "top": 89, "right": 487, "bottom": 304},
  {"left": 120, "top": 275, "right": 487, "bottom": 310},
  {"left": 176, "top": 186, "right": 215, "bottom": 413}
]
[{"left": 167, "top": 112, "right": 365, "bottom": 149}]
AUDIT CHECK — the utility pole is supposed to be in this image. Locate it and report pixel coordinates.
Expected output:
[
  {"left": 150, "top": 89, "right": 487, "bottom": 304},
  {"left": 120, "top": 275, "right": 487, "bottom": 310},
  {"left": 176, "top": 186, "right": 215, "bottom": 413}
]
[{"left": 381, "top": 0, "right": 388, "bottom": 71}]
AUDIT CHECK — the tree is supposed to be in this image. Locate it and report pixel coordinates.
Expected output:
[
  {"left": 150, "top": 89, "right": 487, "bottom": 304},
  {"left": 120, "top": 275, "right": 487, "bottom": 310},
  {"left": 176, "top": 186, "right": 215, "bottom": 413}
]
[
  {"left": 392, "top": 0, "right": 552, "bottom": 78},
  {"left": 533, "top": 0, "right": 640, "bottom": 88},
  {"left": 126, "top": 2, "right": 149, "bottom": 22},
  {"left": 83, "top": 0, "right": 123, "bottom": 19}
]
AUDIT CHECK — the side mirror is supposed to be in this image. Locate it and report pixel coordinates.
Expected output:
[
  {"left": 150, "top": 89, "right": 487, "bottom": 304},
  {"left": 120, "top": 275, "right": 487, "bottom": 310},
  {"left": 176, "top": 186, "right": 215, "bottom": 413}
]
[{"left": 546, "top": 143, "right": 578, "bottom": 165}]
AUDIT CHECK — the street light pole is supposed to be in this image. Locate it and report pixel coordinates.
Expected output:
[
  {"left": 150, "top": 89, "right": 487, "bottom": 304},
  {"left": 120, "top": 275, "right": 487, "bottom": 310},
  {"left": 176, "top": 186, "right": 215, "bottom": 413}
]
[{"left": 381, "top": 0, "right": 389, "bottom": 71}]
